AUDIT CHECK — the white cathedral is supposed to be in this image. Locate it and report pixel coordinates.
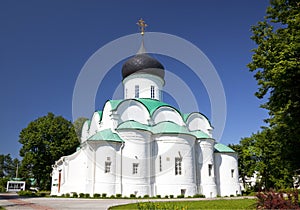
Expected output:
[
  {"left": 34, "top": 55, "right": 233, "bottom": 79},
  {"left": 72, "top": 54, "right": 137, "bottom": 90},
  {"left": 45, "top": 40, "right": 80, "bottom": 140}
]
[{"left": 51, "top": 24, "right": 241, "bottom": 198}]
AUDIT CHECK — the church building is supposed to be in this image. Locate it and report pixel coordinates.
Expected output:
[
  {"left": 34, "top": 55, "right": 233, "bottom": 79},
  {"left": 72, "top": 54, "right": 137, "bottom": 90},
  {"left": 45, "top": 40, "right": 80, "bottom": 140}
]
[{"left": 50, "top": 20, "right": 241, "bottom": 198}]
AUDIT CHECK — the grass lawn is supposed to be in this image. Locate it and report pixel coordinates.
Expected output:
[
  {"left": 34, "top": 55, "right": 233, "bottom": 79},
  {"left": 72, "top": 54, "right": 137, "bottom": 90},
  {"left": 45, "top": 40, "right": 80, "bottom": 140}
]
[{"left": 109, "top": 198, "right": 256, "bottom": 209}]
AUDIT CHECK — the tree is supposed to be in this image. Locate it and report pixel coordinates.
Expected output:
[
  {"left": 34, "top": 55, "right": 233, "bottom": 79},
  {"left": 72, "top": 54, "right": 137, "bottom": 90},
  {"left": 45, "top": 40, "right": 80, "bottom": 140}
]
[
  {"left": 229, "top": 137, "right": 256, "bottom": 190},
  {"left": 73, "top": 117, "right": 88, "bottom": 141},
  {"left": 248, "top": 0, "right": 300, "bottom": 186},
  {"left": 19, "top": 113, "right": 79, "bottom": 190},
  {"left": 0, "top": 154, "right": 19, "bottom": 178}
]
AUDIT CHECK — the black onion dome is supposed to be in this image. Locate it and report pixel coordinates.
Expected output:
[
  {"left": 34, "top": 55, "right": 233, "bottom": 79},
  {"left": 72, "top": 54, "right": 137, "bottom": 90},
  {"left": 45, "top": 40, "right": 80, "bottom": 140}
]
[{"left": 122, "top": 53, "right": 165, "bottom": 79}]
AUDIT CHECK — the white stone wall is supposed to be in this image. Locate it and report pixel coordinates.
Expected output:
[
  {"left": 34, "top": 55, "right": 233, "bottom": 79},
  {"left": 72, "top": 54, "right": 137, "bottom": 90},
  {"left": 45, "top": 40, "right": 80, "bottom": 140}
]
[
  {"left": 154, "top": 134, "right": 197, "bottom": 197},
  {"left": 118, "top": 130, "right": 152, "bottom": 197},
  {"left": 214, "top": 152, "right": 241, "bottom": 196},
  {"left": 197, "top": 139, "right": 217, "bottom": 198},
  {"left": 123, "top": 74, "right": 164, "bottom": 100}
]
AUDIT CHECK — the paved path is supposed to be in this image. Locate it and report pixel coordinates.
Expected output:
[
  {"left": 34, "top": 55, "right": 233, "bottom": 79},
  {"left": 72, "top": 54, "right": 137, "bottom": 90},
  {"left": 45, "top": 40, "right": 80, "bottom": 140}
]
[
  {"left": 0, "top": 193, "right": 255, "bottom": 210},
  {"left": 0, "top": 193, "right": 138, "bottom": 210}
]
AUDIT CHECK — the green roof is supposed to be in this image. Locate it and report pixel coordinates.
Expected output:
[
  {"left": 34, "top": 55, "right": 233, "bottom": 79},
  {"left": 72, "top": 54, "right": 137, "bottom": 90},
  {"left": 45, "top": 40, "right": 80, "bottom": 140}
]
[
  {"left": 152, "top": 121, "right": 190, "bottom": 134},
  {"left": 109, "top": 99, "right": 123, "bottom": 110},
  {"left": 214, "top": 143, "right": 235, "bottom": 153},
  {"left": 88, "top": 129, "right": 123, "bottom": 142},
  {"left": 117, "top": 120, "right": 150, "bottom": 131},
  {"left": 97, "top": 111, "right": 103, "bottom": 121},
  {"left": 109, "top": 98, "right": 182, "bottom": 116},
  {"left": 136, "top": 98, "right": 171, "bottom": 115},
  {"left": 116, "top": 120, "right": 211, "bottom": 139},
  {"left": 183, "top": 113, "right": 190, "bottom": 122},
  {"left": 191, "top": 130, "right": 210, "bottom": 139}
]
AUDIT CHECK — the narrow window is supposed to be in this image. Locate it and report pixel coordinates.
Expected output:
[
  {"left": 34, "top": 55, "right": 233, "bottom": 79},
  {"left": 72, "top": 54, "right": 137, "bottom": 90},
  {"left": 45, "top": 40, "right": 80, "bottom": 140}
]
[
  {"left": 151, "top": 85, "right": 155, "bottom": 99},
  {"left": 135, "top": 85, "right": 139, "bottom": 98},
  {"left": 231, "top": 169, "right": 234, "bottom": 178},
  {"left": 175, "top": 157, "right": 182, "bottom": 175},
  {"left": 133, "top": 163, "right": 138, "bottom": 174},
  {"left": 105, "top": 161, "right": 111, "bottom": 173},
  {"left": 125, "top": 88, "right": 128, "bottom": 98},
  {"left": 159, "top": 156, "right": 162, "bottom": 172},
  {"left": 208, "top": 164, "right": 213, "bottom": 176}
]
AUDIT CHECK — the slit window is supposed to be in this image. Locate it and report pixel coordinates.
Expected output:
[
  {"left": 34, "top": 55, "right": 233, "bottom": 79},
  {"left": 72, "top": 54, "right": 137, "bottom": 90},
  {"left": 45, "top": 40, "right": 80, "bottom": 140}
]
[
  {"left": 159, "top": 156, "right": 162, "bottom": 172},
  {"left": 231, "top": 169, "right": 234, "bottom": 178},
  {"left": 208, "top": 164, "right": 213, "bottom": 176},
  {"left": 105, "top": 161, "right": 111, "bottom": 173},
  {"left": 135, "top": 85, "right": 139, "bottom": 98}
]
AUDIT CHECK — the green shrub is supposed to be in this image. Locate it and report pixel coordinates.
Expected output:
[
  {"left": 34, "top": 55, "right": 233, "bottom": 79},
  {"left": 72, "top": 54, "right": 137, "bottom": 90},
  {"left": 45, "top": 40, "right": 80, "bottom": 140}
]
[
  {"left": 72, "top": 192, "right": 78, "bottom": 198},
  {"left": 130, "top": 194, "right": 136, "bottom": 198},
  {"left": 143, "top": 194, "right": 149, "bottom": 198},
  {"left": 156, "top": 195, "right": 161, "bottom": 198},
  {"left": 18, "top": 190, "right": 37, "bottom": 197},
  {"left": 169, "top": 195, "right": 174, "bottom": 198},
  {"left": 193, "top": 194, "right": 205, "bottom": 198},
  {"left": 79, "top": 193, "right": 85, "bottom": 198},
  {"left": 65, "top": 193, "right": 70, "bottom": 198},
  {"left": 93, "top": 193, "right": 100, "bottom": 198},
  {"left": 0, "top": 186, "right": 6, "bottom": 193},
  {"left": 102, "top": 193, "right": 107, "bottom": 198},
  {"left": 230, "top": 194, "right": 235, "bottom": 197},
  {"left": 177, "top": 194, "right": 184, "bottom": 198},
  {"left": 164, "top": 195, "right": 169, "bottom": 198},
  {"left": 137, "top": 201, "right": 189, "bottom": 210},
  {"left": 85, "top": 193, "right": 90, "bottom": 198},
  {"left": 116, "top": 194, "right": 122, "bottom": 198},
  {"left": 110, "top": 195, "right": 115, "bottom": 198}
]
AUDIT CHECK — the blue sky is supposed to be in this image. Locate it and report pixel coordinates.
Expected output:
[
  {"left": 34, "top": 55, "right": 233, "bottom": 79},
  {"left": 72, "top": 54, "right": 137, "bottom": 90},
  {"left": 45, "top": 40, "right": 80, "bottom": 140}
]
[{"left": 0, "top": 0, "right": 270, "bottom": 158}]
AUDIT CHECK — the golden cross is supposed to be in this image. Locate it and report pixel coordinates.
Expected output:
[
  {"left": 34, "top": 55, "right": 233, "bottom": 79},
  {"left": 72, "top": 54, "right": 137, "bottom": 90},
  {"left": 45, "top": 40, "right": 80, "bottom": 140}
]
[{"left": 137, "top": 18, "right": 148, "bottom": 36}]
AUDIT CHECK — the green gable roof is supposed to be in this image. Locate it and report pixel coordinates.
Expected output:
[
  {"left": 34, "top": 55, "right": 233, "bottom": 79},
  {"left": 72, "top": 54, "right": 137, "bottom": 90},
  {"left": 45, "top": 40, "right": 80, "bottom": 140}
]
[
  {"left": 214, "top": 143, "right": 235, "bottom": 153},
  {"left": 88, "top": 129, "right": 123, "bottom": 142}
]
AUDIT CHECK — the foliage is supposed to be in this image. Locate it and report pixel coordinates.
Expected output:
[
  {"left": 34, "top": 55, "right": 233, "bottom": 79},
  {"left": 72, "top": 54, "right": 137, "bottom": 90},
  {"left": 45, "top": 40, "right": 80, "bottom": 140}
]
[
  {"left": 0, "top": 154, "right": 20, "bottom": 178},
  {"left": 79, "top": 193, "right": 85, "bottom": 198},
  {"left": 256, "top": 189, "right": 299, "bottom": 209},
  {"left": 19, "top": 113, "right": 79, "bottom": 190},
  {"left": 193, "top": 194, "right": 205, "bottom": 198},
  {"left": 72, "top": 192, "right": 78, "bottom": 198},
  {"left": 109, "top": 199, "right": 256, "bottom": 210},
  {"left": 102, "top": 193, "right": 107, "bottom": 198},
  {"left": 73, "top": 117, "right": 88, "bottom": 141},
  {"left": 248, "top": 0, "right": 300, "bottom": 187},
  {"left": 93, "top": 193, "right": 100, "bottom": 198},
  {"left": 18, "top": 190, "right": 37, "bottom": 197},
  {"left": 136, "top": 202, "right": 188, "bottom": 210}
]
